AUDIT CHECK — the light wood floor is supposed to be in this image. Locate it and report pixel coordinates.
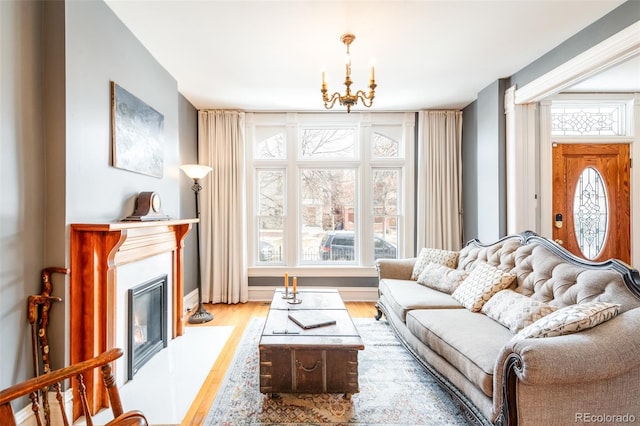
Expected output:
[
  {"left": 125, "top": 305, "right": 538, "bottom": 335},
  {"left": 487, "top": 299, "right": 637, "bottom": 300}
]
[{"left": 180, "top": 300, "right": 377, "bottom": 425}]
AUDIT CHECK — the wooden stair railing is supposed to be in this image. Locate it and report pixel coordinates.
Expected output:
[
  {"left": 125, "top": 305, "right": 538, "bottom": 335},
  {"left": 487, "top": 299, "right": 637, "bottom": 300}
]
[{"left": 0, "top": 348, "right": 148, "bottom": 426}]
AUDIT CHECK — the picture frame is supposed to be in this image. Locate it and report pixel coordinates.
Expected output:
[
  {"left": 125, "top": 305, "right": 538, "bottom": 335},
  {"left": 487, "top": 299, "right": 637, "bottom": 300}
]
[{"left": 111, "top": 82, "right": 165, "bottom": 178}]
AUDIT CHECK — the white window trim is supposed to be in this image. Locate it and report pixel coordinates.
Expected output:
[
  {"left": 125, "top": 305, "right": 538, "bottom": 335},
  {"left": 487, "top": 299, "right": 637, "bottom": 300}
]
[{"left": 246, "top": 112, "right": 415, "bottom": 277}]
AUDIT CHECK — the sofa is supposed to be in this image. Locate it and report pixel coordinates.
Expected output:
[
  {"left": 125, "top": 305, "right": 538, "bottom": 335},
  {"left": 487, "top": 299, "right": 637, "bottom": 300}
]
[{"left": 375, "top": 231, "right": 640, "bottom": 426}]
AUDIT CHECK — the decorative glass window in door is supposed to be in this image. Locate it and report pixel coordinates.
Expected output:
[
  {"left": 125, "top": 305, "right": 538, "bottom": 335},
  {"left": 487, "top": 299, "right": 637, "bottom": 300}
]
[
  {"left": 551, "top": 103, "right": 626, "bottom": 136},
  {"left": 573, "top": 167, "right": 608, "bottom": 260}
]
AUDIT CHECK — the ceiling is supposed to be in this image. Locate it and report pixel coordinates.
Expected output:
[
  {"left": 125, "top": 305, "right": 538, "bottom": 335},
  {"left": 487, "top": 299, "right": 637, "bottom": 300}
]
[{"left": 104, "top": 0, "right": 635, "bottom": 112}]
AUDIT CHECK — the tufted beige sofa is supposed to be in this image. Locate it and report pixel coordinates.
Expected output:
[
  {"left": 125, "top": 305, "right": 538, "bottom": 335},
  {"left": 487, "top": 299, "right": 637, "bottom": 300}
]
[{"left": 375, "top": 231, "right": 640, "bottom": 426}]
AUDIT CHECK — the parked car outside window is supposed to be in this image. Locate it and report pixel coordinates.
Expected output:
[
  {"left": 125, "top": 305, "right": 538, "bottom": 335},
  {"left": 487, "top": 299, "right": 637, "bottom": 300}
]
[{"left": 318, "top": 231, "right": 396, "bottom": 261}]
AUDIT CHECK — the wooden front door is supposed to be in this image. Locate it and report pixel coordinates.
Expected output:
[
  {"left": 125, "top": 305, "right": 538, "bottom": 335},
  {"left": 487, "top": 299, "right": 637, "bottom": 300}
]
[{"left": 552, "top": 143, "right": 630, "bottom": 264}]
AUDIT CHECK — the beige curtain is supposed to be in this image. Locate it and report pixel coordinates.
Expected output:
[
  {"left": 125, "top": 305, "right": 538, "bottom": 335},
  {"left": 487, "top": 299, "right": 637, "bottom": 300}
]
[
  {"left": 416, "top": 110, "right": 463, "bottom": 251},
  {"left": 198, "top": 110, "right": 248, "bottom": 304}
]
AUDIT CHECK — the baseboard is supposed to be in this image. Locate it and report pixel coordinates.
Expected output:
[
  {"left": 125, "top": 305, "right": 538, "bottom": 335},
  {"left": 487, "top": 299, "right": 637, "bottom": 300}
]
[
  {"left": 248, "top": 286, "right": 378, "bottom": 302},
  {"left": 15, "top": 389, "right": 73, "bottom": 426},
  {"left": 183, "top": 288, "right": 199, "bottom": 312}
]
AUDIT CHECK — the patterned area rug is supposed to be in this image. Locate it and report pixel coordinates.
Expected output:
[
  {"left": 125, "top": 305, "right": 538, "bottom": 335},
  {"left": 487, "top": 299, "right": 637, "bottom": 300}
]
[{"left": 205, "top": 317, "right": 470, "bottom": 425}]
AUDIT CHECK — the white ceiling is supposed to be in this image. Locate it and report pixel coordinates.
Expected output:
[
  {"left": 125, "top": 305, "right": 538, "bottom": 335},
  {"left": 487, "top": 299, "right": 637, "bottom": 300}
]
[{"left": 104, "top": 0, "right": 635, "bottom": 112}]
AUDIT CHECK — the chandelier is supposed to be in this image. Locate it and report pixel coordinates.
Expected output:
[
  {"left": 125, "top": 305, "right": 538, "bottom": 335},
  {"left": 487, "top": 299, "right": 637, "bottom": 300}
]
[{"left": 321, "top": 33, "right": 376, "bottom": 113}]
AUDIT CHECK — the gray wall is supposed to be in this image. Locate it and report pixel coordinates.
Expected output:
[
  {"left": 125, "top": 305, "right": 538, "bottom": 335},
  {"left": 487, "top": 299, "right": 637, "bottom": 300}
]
[
  {"left": 475, "top": 79, "right": 508, "bottom": 243},
  {"left": 1, "top": 0, "right": 47, "bottom": 390},
  {"left": 460, "top": 0, "right": 638, "bottom": 244},
  {"left": 64, "top": 1, "right": 181, "bottom": 224},
  {"left": 461, "top": 101, "right": 478, "bottom": 244},
  {"left": 179, "top": 95, "right": 199, "bottom": 295},
  {"left": 0, "top": 0, "right": 198, "bottom": 404}
]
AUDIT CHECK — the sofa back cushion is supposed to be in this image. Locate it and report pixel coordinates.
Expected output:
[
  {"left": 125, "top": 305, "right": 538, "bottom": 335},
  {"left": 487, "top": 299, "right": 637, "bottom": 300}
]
[
  {"left": 458, "top": 233, "right": 640, "bottom": 313},
  {"left": 457, "top": 236, "right": 521, "bottom": 273},
  {"left": 511, "top": 243, "right": 640, "bottom": 312}
]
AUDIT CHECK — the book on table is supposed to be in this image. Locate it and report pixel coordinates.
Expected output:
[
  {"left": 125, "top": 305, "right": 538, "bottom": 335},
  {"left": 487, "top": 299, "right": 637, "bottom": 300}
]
[{"left": 288, "top": 311, "right": 337, "bottom": 329}]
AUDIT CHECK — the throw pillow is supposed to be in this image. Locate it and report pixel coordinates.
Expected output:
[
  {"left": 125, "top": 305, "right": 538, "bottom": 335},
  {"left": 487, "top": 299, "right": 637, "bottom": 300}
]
[
  {"left": 417, "top": 263, "right": 469, "bottom": 294},
  {"left": 410, "top": 248, "right": 459, "bottom": 280},
  {"left": 481, "top": 290, "right": 557, "bottom": 333},
  {"left": 451, "top": 262, "right": 516, "bottom": 312},
  {"left": 514, "top": 301, "right": 621, "bottom": 340}
]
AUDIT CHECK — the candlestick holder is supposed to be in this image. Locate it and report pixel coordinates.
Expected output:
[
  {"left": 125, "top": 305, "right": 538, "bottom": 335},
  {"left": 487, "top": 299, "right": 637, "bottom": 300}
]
[
  {"left": 281, "top": 286, "right": 294, "bottom": 299},
  {"left": 287, "top": 290, "right": 302, "bottom": 304}
]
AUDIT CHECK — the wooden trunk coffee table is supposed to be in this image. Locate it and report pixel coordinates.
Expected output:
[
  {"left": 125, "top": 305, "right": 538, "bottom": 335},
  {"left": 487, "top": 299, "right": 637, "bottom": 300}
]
[{"left": 259, "top": 288, "right": 364, "bottom": 398}]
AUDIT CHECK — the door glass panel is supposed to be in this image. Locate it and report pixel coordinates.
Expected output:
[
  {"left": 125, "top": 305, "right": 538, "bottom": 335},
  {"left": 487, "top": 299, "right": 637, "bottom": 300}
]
[{"left": 573, "top": 167, "right": 608, "bottom": 260}]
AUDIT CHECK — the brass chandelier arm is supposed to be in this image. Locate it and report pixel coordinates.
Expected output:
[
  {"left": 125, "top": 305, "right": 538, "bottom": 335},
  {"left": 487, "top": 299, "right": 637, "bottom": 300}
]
[
  {"left": 355, "top": 86, "right": 376, "bottom": 107},
  {"left": 321, "top": 89, "right": 342, "bottom": 110}
]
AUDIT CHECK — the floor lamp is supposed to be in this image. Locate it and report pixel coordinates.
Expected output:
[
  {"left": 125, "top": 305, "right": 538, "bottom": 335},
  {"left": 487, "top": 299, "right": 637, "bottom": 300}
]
[{"left": 180, "top": 164, "right": 214, "bottom": 324}]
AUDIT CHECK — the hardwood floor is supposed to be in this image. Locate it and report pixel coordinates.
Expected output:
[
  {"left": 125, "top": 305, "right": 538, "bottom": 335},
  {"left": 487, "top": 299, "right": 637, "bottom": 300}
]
[{"left": 180, "top": 300, "right": 378, "bottom": 425}]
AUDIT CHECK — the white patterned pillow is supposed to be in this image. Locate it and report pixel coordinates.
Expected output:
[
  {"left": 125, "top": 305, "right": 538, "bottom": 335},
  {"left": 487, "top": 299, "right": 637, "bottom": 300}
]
[
  {"left": 514, "top": 301, "right": 621, "bottom": 340},
  {"left": 451, "top": 262, "right": 516, "bottom": 312},
  {"left": 417, "top": 263, "right": 469, "bottom": 294},
  {"left": 411, "top": 248, "right": 459, "bottom": 280},
  {"left": 481, "top": 290, "right": 557, "bottom": 333}
]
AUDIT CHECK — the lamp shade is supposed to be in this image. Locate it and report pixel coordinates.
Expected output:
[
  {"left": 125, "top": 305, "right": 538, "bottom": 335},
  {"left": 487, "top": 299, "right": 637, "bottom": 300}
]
[{"left": 180, "top": 164, "right": 212, "bottom": 180}]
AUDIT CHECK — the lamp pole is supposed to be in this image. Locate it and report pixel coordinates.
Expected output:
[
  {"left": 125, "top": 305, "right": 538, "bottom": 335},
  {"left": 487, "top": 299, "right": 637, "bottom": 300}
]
[{"left": 180, "top": 164, "right": 213, "bottom": 324}]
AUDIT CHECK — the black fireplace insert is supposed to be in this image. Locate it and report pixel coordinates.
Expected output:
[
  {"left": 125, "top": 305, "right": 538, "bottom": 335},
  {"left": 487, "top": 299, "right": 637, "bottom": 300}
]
[{"left": 127, "top": 275, "right": 168, "bottom": 380}]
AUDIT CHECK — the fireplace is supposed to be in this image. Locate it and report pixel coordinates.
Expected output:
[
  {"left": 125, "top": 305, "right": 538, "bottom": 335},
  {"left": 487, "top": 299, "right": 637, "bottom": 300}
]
[
  {"left": 69, "top": 219, "right": 195, "bottom": 419},
  {"left": 127, "top": 275, "right": 168, "bottom": 380}
]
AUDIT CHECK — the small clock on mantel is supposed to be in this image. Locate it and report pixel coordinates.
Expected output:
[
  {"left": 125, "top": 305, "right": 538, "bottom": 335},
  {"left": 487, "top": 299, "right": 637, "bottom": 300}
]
[{"left": 122, "top": 191, "right": 171, "bottom": 222}]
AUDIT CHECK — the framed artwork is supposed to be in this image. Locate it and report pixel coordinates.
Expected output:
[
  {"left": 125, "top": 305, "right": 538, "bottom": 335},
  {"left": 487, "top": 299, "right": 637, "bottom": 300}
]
[{"left": 111, "top": 82, "right": 165, "bottom": 178}]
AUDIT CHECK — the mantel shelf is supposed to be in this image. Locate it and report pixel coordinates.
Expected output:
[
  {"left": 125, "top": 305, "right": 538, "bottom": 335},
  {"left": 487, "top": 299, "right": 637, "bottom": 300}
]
[{"left": 70, "top": 218, "right": 198, "bottom": 232}]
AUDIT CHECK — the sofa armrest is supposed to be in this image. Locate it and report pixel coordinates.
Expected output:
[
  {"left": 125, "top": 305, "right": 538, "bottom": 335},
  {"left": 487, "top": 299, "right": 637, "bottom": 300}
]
[
  {"left": 500, "top": 308, "right": 640, "bottom": 386},
  {"left": 492, "top": 308, "right": 640, "bottom": 424},
  {"left": 376, "top": 258, "right": 416, "bottom": 280}
]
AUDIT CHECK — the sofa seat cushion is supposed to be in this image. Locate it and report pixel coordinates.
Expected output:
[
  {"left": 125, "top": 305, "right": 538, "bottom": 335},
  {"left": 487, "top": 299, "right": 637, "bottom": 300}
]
[
  {"left": 379, "top": 279, "right": 463, "bottom": 322},
  {"left": 406, "top": 309, "right": 514, "bottom": 397}
]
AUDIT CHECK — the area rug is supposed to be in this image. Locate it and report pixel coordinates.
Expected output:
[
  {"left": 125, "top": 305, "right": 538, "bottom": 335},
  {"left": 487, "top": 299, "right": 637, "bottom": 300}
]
[{"left": 204, "top": 317, "right": 470, "bottom": 425}]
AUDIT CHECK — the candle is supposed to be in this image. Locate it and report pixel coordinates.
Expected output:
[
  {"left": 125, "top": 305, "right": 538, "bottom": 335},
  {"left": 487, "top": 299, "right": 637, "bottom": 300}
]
[
  {"left": 369, "top": 58, "right": 376, "bottom": 82},
  {"left": 293, "top": 276, "right": 297, "bottom": 294},
  {"left": 322, "top": 70, "right": 326, "bottom": 86},
  {"left": 284, "top": 272, "right": 289, "bottom": 291}
]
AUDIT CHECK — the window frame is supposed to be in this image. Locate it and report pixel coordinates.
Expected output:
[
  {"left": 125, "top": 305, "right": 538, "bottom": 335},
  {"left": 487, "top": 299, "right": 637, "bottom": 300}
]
[{"left": 246, "top": 112, "right": 415, "bottom": 277}]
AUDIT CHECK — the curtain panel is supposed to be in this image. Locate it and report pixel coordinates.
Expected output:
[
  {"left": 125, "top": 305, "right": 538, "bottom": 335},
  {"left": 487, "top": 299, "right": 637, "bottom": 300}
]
[
  {"left": 416, "top": 110, "right": 463, "bottom": 252},
  {"left": 198, "top": 110, "right": 248, "bottom": 304}
]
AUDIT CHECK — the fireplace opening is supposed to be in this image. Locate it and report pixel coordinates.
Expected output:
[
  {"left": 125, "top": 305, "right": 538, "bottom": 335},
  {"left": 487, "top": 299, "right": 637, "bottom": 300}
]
[{"left": 127, "top": 275, "right": 168, "bottom": 380}]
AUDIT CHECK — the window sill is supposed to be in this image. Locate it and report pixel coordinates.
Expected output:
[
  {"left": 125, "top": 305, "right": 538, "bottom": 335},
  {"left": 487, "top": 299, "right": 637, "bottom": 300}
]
[{"left": 248, "top": 265, "right": 378, "bottom": 277}]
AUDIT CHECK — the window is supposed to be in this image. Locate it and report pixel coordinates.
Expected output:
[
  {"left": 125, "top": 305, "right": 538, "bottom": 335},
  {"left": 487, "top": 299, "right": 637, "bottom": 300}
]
[
  {"left": 551, "top": 102, "right": 627, "bottom": 136},
  {"left": 247, "top": 112, "right": 414, "bottom": 269},
  {"left": 257, "top": 169, "right": 284, "bottom": 262}
]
